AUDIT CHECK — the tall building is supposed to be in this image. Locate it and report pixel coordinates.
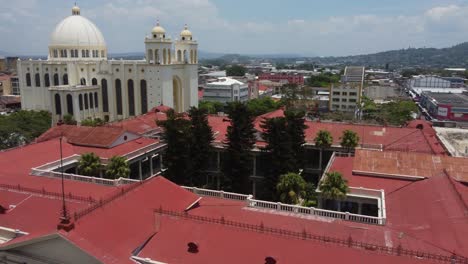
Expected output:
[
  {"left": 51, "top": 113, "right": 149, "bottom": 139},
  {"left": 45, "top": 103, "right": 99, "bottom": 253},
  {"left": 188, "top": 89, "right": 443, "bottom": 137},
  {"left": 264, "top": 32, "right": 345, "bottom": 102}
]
[
  {"left": 258, "top": 72, "right": 304, "bottom": 85},
  {"left": 329, "top": 66, "right": 365, "bottom": 112},
  {"left": 203, "top": 77, "right": 249, "bottom": 103},
  {"left": 17, "top": 5, "right": 198, "bottom": 124}
]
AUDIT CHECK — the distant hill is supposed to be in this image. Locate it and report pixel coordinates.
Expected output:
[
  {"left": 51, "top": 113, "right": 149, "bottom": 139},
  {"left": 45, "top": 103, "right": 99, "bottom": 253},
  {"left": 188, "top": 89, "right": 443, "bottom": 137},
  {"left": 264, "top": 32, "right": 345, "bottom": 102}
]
[{"left": 309, "top": 42, "right": 468, "bottom": 69}]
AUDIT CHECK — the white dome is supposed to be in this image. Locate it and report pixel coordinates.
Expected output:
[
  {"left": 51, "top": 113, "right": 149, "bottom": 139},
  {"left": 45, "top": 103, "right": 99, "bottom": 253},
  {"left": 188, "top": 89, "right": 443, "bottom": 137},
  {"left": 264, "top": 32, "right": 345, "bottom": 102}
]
[
  {"left": 180, "top": 25, "right": 192, "bottom": 39},
  {"left": 152, "top": 21, "right": 166, "bottom": 34},
  {"left": 49, "top": 8, "right": 106, "bottom": 49}
]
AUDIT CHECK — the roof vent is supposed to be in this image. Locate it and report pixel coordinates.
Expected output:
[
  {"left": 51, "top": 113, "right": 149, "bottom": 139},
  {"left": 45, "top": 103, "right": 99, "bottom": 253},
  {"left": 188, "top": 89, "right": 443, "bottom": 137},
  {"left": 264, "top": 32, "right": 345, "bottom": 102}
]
[
  {"left": 265, "top": 256, "right": 277, "bottom": 264},
  {"left": 187, "top": 242, "right": 199, "bottom": 253}
]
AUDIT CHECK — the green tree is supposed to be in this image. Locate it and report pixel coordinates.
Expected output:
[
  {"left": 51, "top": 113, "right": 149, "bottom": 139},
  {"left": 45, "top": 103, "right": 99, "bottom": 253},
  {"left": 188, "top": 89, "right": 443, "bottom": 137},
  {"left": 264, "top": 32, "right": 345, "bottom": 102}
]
[
  {"left": 285, "top": 110, "right": 307, "bottom": 171},
  {"left": 260, "top": 117, "right": 295, "bottom": 200},
  {"left": 340, "top": 130, "right": 360, "bottom": 153},
  {"left": 378, "top": 100, "right": 417, "bottom": 126},
  {"left": 226, "top": 65, "right": 246, "bottom": 77},
  {"left": 246, "top": 97, "right": 282, "bottom": 116},
  {"left": 188, "top": 107, "right": 214, "bottom": 187},
  {"left": 77, "top": 152, "right": 101, "bottom": 177},
  {"left": 1, "top": 110, "right": 51, "bottom": 146},
  {"left": 198, "top": 100, "right": 225, "bottom": 114},
  {"left": 105, "top": 156, "right": 130, "bottom": 179},
  {"left": 81, "top": 118, "right": 106, "bottom": 127},
  {"left": 276, "top": 172, "right": 307, "bottom": 205},
  {"left": 221, "top": 102, "right": 256, "bottom": 194},
  {"left": 307, "top": 72, "right": 340, "bottom": 87},
  {"left": 280, "top": 83, "right": 300, "bottom": 110},
  {"left": 157, "top": 109, "right": 192, "bottom": 185},
  {"left": 319, "top": 171, "right": 349, "bottom": 202},
  {"left": 314, "top": 130, "right": 333, "bottom": 171}
]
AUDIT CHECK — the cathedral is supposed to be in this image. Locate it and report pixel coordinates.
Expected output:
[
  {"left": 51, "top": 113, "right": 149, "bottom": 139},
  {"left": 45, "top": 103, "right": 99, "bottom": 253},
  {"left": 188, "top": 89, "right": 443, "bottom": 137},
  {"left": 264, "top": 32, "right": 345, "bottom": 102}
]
[{"left": 17, "top": 5, "right": 198, "bottom": 124}]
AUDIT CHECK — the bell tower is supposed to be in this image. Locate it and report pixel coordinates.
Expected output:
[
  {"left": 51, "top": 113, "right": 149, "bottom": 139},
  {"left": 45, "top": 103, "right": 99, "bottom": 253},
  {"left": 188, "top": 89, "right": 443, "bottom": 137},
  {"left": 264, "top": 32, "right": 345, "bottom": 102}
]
[
  {"left": 144, "top": 21, "right": 173, "bottom": 64},
  {"left": 174, "top": 24, "right": 198, "bottom": 64}
]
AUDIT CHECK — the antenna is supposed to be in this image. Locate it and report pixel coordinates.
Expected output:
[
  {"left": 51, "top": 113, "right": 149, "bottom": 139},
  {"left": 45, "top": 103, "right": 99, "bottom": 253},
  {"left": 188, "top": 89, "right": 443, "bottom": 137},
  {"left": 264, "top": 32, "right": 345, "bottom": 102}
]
[{"left": 57, "top": 134, "right": 74, "bottom": 231}]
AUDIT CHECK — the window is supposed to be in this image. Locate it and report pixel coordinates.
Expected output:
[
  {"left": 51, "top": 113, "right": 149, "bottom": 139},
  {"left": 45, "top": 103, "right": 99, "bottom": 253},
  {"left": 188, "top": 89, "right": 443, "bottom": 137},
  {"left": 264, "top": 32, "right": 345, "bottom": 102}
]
[
  {"left": 350, "top": 92, "right": 357, "bottom": 96},
  {"left": 64, "top": 50, "right": 68, "bottom": 57},
  {"left": 102, "top": 79, "right": 109, "bottom": 112},
  {"left": 53, "top": 49, "right": 58, "bottom": 58},
  {"left": 85, "top": 50, "right": 89, "bottom": 58},
  {"left": 53, "top": 74, "right": 59, "bottom": 86},
  {"left": 332, "top": 98, "right": 339, "bottom": 102},
  {"left": 94, "top": 92, "right": 98, "bottom": 109},
  {"left": 140, "top": 80, "right": 147, "bottom": 114},
  {"left": 341, "top": 98, "right": 347, "bottom": 102},
  {"left": 332, "top": 104, "right": 339, "bottom": 109},
  {"left": 26, "top": 73, "right": 31, "bottom": 87},
  {"left": 333, "top": 92, "right": 340, "bottom": 95},
  {"left": 84, "top": 93, "right": 89, "bottom": 109},
  {"left": 92, "top": 78, "right": 97, "bottom": 86},
  {"left": 349, "top": 99, "right": 357, "bottom": 103},
  {"left": 44, "top": 74, "right": 50, "bottom": 87},
  {"left": 80, "top": 78, "right": 86, "bottom": 86},
  {"left": 66, "top": 94, "right": 73, "bottom": 114},
  {"left": 54, "top": 94, "right": 61, "bottom": 115},
  {"left": 79, "top": 94, "right": 83, "bottom": 111},
  {"left": 63, "top": 74, "right": 68, "bottom": 85},
  {"left": 128, "top": 79, "right": 135, "bottom": 116},
  {"left": 89, "top": 92, "right": 94, "bottom": 108},
  {"left": 35, "top": 73, "right": 40, "bottom": 87},
  {"left": 115, "top": 79, "right": 122, "bottom": 115},
  {"left": 82, "top": 50, "right": 85, "bottom": 57},
  {"left": 342, "top": 92, "right": 347, "bottom": 96}
]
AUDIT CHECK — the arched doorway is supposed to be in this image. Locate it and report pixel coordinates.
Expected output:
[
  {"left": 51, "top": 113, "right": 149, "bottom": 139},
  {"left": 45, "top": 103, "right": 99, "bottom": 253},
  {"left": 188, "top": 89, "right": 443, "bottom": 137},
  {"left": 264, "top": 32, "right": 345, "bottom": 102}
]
[{"left": 172, "top": 76, "right": 182, "bottom": 112}]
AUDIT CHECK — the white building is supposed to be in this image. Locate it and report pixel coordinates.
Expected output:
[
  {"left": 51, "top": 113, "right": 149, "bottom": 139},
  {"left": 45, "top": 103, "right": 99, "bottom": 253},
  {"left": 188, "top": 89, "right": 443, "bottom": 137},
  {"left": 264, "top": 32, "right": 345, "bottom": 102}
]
[
  {"left": 18, "top": 5, "right": 198, "bottom": 124},
  {"left": 203, "top": 77, "right": 249, "bottom": 103}
]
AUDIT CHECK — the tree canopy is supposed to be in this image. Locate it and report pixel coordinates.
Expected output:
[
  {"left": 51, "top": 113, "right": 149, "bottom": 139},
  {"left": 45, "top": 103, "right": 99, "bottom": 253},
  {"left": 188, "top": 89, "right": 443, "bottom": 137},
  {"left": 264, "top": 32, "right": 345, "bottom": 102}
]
[
  {"left": 222, "top": 102, "right": 256, "bottom": 194},
  {"left": 306, "top": 72, "right": 340, "bottom": 87},
  {"left": 198, "top": 100, "right": 225, "bottom": 114},
  {"left": 0, "top": 110, "right": 51, "bottom": 150},
  {"left": 319, "top": 171, "right": 349, "bottom": 200},
  {"left": 105, "top": 156, "right": 130, "bottom": 179},
  {"left": 340, "top": 130, "right": 360, "bottom": 151},
  {"left": 314, "top": 130, "right": 333, "bottom": 147},
  {"left": 226, "top": 65, "right": 247, "bottom": 77},
  {"left": 188, "top": 107, "right": 214, "bottom": 187},
  {"left": 276, "top": 172, "right": 307, "bottom": 205},
  {"left": 77, "top": 152, "right": 101, "bottom": 177},
  {"left": 246, "top": 97, "right": 282, "bottom": 116}
]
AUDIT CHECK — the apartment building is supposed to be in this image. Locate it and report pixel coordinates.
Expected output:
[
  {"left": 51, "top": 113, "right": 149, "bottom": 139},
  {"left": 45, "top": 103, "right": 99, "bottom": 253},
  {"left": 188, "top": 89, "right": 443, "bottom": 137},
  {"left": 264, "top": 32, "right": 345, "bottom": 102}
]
[{"left": 329, "top": 66, "right": 365, "bottom": 112}]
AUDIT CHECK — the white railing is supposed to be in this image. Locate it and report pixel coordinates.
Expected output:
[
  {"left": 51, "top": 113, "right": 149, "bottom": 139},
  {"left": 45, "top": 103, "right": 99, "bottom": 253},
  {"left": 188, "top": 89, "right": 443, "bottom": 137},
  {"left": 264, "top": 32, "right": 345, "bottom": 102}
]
[
  {"left": 181, "top": 186, "right": 251, "bottom": 201},
  {"left": 33, "top": 154, "right": 81, "bottom": 170},
  {"left": 124, "top": 143, "right": 163, "bottom": 161},
  {"left": 182, "top": 186, "right": 385, "bottom": 225},
  {"left": 348, "top": 186, "right": 383, "bottom": 198},
  {"left": 31, "top": 169, "right": 140, "bottom": 187}
]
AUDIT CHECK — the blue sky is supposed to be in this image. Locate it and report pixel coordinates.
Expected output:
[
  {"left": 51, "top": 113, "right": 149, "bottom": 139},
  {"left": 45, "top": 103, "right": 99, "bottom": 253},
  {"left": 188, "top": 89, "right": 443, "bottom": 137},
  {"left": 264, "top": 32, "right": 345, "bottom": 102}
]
[{"left": 2, "top": 0, "right": 468, "bottom": 56}]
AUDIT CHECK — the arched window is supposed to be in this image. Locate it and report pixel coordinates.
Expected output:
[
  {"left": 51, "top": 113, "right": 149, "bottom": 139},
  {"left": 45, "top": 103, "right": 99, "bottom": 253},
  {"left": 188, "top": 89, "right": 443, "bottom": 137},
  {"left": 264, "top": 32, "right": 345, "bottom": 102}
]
[
  {"left": 44, "top": 73, "right": 50, "bottom": 87},
  {"left": 53, "top": 73, "right": 59, "bottom": 86},
  {"left": 128, "top": 79, "right": 135, "bottom": 116},
  {"left": 82, "top": 50, "right": 85, "bottom": 58},
  {"left": 190, "top": 50, "right": 194, "bottom": 64},
  {"left": 155, "top": 49, "right": 159, "bottom": 64},
  {"left": 26, "top": 73, "right": 31, "bottom": 87},
  {"left": 102, "top": 79, "right": 109, "bottom": 112},
  {"left": 86, "top": 50, "right": 89, "bottom": 57},
  {"left": 148, "top": 49, "right": 153, "bottom": 62},
  {"left": 80, "top": 78, "right": 86, "bottom": 86},
  {"left": 79, "top": 94, "right": 83, "bottom": 111},
  {"left": 66, "top": 94, "right": 73, "bottom": 115},
  {"left": 163, "top": 49, "right": 167, "bottom": 64},
  {"left": 194, "top": 50, "right": 197, "bottom": 63},
  {"left": 183, "top": 50, "right": 187, "bottom": 63},
  {"left": 92, "top": 78, "right": 97, "bottom": 85},
  {"left": 168, "top": 49, "right": 171, "bottom": 64},
  {"left": 94, "top": 92, "right": 98, "bottom": 109},
  {"left": 115, "top": 79, "right": 122, "bottom": 115},
  {"left": 140, "top": 80, "right": 147, "bottom": 114},
  {"left": 89, "top": 92, "right": 94, "bottom": 108},
  {"left": 84, "top": 93, "right": 89, "bottom": 110},
  {"left": 35, "top": 73, "right": 40, "bottom": 87},
  {"left": 63, "top": 74, "right": 68, "bottom": 85},
  {"left": 54, "top": 94, "right": 61, "bottom": 115},
  {"left": 177, "top": 50, "right": 182, "bottom": 62}
]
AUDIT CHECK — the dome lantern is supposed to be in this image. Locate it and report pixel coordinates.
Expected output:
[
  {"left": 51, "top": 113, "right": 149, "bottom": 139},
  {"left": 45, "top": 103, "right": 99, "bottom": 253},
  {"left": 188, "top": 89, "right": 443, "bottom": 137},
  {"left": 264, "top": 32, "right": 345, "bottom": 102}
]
[
  {"left": 72, "top": 4, "right": 80, "bottom": 15},
  {"left": 180, "top": 24, "right": 193, "bottom": 41},
  {"left": 151, "top": 20, "right": 166, "bottom": 39}
]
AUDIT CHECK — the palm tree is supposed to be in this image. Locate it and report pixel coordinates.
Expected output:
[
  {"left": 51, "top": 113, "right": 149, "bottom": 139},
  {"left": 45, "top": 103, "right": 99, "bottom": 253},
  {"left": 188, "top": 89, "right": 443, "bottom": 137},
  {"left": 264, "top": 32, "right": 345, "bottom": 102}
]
[
  {"left": 319, "top": 171, "right": 348, "bottom": 210},
  {"left": 276, "top": 172, "right": 307, "bottom": 204},
  {"left": 340, "top": 129, "right": 360, "bottom": 154},
  {"left": 77, "top": 152, "right": 101, "bottom": 177},
  {"left": 314, "top": 130, "right": 333, "bottom": 172},
  {"left": 105, "top": 156, "right": 130, "bottom": 179}
]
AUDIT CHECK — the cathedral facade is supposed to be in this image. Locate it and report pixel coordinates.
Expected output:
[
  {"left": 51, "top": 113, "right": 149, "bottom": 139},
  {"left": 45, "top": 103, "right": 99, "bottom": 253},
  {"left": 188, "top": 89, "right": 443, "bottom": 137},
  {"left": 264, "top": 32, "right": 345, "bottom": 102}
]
[{"left": 18, "top": 5, "right": 198, "bottom": 124}]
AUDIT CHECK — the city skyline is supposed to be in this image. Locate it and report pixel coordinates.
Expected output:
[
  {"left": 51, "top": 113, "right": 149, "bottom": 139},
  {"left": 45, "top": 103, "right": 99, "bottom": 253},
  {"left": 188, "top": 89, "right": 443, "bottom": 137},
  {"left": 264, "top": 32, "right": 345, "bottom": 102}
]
[{"left": 2, "top": 0, "right": 468, "bottom": 56}]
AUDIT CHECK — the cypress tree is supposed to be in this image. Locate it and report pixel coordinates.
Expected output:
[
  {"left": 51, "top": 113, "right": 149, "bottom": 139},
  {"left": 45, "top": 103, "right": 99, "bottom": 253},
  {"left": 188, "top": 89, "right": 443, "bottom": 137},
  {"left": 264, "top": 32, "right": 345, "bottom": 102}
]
[
  {"left": 221, "top": 102, "right": 256, "bottom": 194},
  {"left": 285, "top": 110, "right": 307, "bottom": 172},
  {"left": 188, "top": 107, "right": 214, "bottom": 187}
]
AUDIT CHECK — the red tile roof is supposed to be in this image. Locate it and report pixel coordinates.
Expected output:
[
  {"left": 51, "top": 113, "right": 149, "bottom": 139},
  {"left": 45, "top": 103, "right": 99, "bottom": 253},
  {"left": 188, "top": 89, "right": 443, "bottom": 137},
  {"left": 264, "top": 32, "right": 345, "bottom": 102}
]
[{"left": 110, "top": 112, "right": 166, "bottom": 135}]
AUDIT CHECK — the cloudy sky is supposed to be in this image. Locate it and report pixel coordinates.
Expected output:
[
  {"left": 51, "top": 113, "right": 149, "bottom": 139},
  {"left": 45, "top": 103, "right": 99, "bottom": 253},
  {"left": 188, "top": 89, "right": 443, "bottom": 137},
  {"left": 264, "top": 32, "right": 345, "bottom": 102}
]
[{"left": 2, "top": 0, "right": 468, "bottom": 56}]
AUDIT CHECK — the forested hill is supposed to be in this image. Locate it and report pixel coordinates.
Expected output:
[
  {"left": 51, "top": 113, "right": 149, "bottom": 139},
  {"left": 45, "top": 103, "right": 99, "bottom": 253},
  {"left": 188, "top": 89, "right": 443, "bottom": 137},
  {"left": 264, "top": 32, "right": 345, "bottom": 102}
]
[{"left": 311, "top": 42, "right": 468, "bottom": 68}]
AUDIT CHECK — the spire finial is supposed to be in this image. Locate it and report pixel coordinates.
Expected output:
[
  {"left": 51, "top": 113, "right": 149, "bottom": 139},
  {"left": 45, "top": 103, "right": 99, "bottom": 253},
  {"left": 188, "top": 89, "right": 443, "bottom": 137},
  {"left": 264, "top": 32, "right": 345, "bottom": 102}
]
[
  {"left": 156, "top": 19, "right": 160, "bottom": 26},
  {"left": 184, "top": 24, "right": 188, "bottom": 30}
]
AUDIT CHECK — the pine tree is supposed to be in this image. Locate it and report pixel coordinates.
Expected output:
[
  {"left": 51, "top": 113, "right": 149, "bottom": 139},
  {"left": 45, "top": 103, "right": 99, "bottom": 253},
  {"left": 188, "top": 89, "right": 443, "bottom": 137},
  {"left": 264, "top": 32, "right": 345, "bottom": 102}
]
[
  {"left": 221, "top": 102, "right": 256, "bottom": 194},
  {"left": 188, "top": 107, "right": 214, "bottom": 187},
  {"left": 285, "top": 110, "right": 307, "bottom": 171},
  {"left": 157, "top": 109, "right": 192, "bottom": 185},
  {"left": 260, "top": 117, "right": 295, "bottom": 200}
]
